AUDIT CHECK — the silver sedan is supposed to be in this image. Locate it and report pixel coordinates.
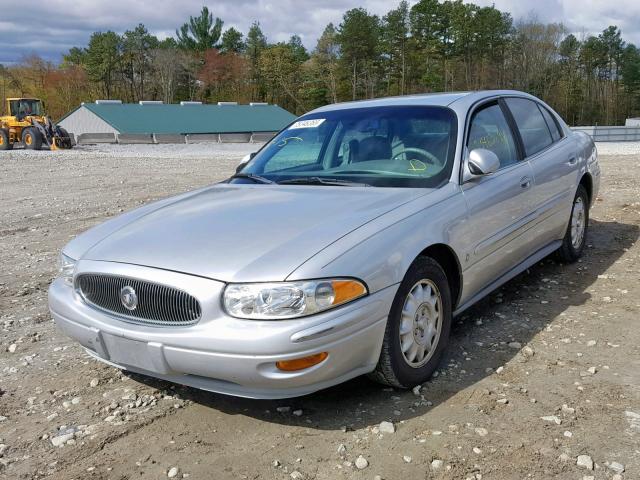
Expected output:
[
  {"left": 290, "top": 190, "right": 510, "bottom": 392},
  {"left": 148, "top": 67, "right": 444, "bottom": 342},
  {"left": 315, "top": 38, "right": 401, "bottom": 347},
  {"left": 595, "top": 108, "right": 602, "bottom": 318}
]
[{"left": 49, "top": 90, "right": 600, "bottom": 398}]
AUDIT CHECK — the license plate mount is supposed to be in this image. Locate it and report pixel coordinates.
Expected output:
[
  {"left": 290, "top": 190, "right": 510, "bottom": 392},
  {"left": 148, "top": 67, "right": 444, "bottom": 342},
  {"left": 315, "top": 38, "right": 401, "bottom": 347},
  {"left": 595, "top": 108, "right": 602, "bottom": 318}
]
[{"left": 102, "top": 333, "right": 156, "bottom": 372}]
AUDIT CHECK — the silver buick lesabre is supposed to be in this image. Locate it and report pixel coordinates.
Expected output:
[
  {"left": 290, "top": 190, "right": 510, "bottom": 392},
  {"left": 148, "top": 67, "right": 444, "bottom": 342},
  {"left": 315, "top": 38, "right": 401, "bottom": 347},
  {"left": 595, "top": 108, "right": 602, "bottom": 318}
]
[{"left": 49, "top": 90, "right": 600, "bottom": 399}]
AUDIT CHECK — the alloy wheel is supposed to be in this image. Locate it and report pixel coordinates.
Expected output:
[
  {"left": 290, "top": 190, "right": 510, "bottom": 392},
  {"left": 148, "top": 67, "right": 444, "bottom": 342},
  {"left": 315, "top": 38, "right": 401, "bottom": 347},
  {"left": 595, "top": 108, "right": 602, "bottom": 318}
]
[
  {"left": 399, "top": 279, "right": 442, "bottom": 368},
  {"left": 571, "top": 196, "right": 586, "bottom": 248}
]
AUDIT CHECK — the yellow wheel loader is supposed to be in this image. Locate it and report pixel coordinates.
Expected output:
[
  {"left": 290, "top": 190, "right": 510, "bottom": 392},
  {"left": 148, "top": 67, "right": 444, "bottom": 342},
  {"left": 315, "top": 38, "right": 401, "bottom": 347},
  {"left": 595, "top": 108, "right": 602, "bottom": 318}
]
[{"left": 0, "top": 98, "right": 72, "bottom": 151}]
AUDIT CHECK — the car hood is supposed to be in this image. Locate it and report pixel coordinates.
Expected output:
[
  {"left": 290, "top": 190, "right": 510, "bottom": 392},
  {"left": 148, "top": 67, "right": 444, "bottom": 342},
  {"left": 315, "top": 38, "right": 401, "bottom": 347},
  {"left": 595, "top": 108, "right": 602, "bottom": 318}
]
[{"left": 77, "top": 184, "right": 428, "bottom": 282}]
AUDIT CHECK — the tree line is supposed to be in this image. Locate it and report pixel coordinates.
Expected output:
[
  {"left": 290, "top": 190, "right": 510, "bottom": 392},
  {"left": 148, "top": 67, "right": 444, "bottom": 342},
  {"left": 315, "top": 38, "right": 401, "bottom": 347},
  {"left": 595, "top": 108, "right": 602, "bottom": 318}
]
[{"left": 1, "top": 1, "right": 639, "bottom": 126}]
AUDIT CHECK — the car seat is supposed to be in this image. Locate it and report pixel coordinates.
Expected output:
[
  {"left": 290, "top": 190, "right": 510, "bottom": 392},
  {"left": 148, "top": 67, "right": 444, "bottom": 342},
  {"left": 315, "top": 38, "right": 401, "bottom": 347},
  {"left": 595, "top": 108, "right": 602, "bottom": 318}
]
[{"left": 354, "top": 136, "right": 392, "bottom": 162}]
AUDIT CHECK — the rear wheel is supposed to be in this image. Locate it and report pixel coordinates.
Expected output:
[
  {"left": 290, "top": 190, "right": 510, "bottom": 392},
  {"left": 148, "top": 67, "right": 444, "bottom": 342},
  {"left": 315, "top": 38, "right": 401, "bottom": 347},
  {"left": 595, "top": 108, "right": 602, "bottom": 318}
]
[
  {"left": 0, "top": 128, "right": 13, "bottom": 150},
  {"left": 370, "top": 256, "right": 452, "bottom": 388},
  {"left": 557, "top": 184, "right": 589, "bottom": 263},
  {"left": 22, "top": 127, "right": 43, "bottom": 150}
]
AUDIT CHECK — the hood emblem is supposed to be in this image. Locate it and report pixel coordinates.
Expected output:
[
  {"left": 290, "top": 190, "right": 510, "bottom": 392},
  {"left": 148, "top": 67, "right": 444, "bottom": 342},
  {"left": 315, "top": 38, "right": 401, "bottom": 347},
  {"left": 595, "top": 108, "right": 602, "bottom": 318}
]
[{"left": 120, "top": 285, "right": 138, "bottom": 311}]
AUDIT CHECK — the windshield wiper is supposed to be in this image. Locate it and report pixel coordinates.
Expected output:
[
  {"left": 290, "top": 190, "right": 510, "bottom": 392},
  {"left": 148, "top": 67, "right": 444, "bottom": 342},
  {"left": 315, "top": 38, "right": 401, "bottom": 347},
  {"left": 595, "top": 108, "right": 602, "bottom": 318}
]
[
  {"left": 229, "top": 172, "right": 275, "bottom": 184},
  {"left": 278, "top": 176, "right": 371, "bottom": 187}
]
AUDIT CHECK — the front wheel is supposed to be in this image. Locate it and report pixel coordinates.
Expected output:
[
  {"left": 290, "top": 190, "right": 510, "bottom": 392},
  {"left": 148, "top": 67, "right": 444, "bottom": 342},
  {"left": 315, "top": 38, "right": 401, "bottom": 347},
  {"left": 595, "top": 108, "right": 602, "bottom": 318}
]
[
  {"left": 557, "top": 184, "right": 589, "bottom": 263},
  {"left": 53, "top": 127, "right": 72, "bottom": 149},
  {"left": 370, "top": 256, "right": 452, "bottom": 388}
]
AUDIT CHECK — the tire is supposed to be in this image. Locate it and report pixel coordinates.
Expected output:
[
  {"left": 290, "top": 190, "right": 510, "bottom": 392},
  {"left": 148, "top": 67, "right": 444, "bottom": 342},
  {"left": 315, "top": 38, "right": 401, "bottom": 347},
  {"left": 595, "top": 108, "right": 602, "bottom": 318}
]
[
  {"left": 369, "top": 256, "right": 452, "bottom": 388},
  {"left": 60, "top": 127, "right": 72, "bottom": 148},
  {"left": 22, "top": 127, "right": 43, "bottom": 150},
  {"left": 53, "top": 127, "right": 72, "bottom": 149},
  {"left": 557, "top": 184, "right": 589, "bottom": 263},
  {"left": 0, "top": 128, "right": 13, "bottom": 150}
]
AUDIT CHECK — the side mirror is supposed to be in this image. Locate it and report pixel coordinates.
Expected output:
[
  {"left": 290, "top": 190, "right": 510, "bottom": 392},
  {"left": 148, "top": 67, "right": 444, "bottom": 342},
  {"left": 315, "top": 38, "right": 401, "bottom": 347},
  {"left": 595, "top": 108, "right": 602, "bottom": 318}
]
[
  {"left": 465, "top": 148, "right": 500, "bottom": 180},
  {"left": 236, "top": 152, "right": 256, "bottom": 173}
]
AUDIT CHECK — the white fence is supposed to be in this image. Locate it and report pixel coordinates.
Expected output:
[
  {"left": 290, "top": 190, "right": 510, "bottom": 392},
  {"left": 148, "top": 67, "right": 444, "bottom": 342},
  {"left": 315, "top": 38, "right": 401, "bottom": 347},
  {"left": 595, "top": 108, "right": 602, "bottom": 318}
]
[{"left": 571, "top": 126, "right": 640, "bottom": 142}]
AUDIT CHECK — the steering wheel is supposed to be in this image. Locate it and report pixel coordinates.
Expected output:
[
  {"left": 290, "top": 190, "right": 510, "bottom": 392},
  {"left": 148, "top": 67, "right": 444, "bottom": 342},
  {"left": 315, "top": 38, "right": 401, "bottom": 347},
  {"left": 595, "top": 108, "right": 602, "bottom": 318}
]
[{"left": 392, "top": 147, "right": 443, "bottom": 167}]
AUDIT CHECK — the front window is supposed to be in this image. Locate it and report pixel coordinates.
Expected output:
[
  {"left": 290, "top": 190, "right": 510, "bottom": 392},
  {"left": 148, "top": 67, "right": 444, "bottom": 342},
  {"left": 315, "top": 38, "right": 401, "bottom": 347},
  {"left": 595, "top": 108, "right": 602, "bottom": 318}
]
[
  {"left": 467, "top": 102, "right": 519, "bottom": 169},
  {"left": 10, "top": 99, "right": 43, "bottom": 117},
  {"left": 237, "top": 106, "right": 458, "bottom": 188}
]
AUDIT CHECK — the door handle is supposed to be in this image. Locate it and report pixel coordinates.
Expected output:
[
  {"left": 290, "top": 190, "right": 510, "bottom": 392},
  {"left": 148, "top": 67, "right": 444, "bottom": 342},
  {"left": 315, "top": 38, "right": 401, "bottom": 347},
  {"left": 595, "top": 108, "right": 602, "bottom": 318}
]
[
  {"left": 567, "top": 156, "right": 577, "bottom": 165},
  {"left": 520, "top": 176, "right": 531, "bottom": 189}
]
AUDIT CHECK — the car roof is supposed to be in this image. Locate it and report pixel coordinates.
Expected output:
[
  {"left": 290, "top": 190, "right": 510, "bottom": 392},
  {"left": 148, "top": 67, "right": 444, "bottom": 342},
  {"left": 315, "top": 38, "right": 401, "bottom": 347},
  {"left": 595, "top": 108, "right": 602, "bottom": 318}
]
[{"left": 310, "top": 90, "right": 536, "bottom": 114}]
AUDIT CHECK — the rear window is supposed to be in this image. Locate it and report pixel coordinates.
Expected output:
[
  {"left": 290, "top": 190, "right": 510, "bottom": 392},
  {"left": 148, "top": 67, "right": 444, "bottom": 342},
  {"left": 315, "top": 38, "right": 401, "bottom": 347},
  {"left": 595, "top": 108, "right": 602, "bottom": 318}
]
[{"left": 505, "top": 98, "right": 553, "bottom": 157}]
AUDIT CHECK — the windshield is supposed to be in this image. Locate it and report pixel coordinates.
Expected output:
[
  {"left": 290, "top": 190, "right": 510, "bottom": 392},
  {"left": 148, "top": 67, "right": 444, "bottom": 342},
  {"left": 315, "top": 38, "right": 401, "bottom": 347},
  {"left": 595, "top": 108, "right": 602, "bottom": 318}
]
[
  {"left": 10, "top": 99, "right": 43, "bottom": 117},
  {"left": 237, "top": 106, "right": 458, "bottom": 188}
]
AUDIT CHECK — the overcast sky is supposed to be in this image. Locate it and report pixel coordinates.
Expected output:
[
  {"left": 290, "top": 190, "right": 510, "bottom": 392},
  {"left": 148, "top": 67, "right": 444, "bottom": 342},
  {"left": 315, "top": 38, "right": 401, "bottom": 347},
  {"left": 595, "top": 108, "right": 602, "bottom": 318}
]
[{"left": 1, "top": 0, "right": 639, "bottom": 64}]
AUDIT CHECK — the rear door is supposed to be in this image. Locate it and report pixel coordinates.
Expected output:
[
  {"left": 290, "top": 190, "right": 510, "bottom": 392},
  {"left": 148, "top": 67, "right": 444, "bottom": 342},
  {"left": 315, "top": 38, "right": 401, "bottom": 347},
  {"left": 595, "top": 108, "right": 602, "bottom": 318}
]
[
  {"left": 457, "top": 100, "right": 537, "bottom": 303},
  {"left": 504, "top": 97, "right": 577, "bottom": 247}
]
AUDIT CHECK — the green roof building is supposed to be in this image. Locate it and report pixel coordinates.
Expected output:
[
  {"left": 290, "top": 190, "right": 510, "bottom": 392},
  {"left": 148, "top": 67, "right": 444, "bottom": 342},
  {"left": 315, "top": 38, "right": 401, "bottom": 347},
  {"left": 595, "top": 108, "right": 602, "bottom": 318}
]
[{"left": 58, "top": 101, "right": 297, "bottom": 144}]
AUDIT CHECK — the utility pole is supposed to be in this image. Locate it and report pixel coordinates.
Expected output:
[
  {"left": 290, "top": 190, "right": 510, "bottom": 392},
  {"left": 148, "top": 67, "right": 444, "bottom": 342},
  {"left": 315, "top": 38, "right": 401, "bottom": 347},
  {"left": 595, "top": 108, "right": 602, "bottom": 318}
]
[{"left": 0, "top": 64, "right": 5, "bottom": 115}]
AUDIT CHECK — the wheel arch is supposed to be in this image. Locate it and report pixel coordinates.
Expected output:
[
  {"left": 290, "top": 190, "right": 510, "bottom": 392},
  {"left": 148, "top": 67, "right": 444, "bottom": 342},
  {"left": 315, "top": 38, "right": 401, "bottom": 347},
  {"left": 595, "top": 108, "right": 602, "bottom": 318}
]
[
  {"left": 579, "top": 172, "right": 593, "bottom": 206},
  {"left": 417, "top": 243, "right": 462, "bottom": 309}
]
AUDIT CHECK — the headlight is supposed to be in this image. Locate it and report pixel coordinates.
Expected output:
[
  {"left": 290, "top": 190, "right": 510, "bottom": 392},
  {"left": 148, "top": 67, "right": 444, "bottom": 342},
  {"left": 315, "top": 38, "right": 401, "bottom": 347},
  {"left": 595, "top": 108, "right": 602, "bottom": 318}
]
[
  {"left": 223, "top": 279, "right": 367, "bottom": 319},
  {"left": 57, "top": 252, "right": 76, "bottom": 286}
]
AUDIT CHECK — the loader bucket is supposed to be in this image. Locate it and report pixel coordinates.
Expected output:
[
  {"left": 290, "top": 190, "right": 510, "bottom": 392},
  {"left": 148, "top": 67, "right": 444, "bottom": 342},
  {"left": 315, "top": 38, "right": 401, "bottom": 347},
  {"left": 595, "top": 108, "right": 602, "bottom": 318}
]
[{"left": 52, "top": 136, "right": 72, "bottom": 150}]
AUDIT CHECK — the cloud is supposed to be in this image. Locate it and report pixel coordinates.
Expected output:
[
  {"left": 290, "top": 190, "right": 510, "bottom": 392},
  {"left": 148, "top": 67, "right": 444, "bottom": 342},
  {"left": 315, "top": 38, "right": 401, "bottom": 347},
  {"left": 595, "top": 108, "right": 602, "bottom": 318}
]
[
  {"left": 0, "top": 0, "right": 639, "bottom": 64},
  {"left": 475, "top": 0, "right": 640, "bottom": 43}
]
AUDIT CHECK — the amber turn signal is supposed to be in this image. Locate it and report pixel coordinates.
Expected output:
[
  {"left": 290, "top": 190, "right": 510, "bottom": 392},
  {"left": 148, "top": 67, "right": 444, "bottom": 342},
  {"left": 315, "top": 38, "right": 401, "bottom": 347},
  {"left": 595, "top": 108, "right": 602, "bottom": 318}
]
[
  {"left": 276, "top": 352, "right": 329, "bottom": 372},
  {"left": 331, "top": 280, "right": 367, "bottom": 305}
]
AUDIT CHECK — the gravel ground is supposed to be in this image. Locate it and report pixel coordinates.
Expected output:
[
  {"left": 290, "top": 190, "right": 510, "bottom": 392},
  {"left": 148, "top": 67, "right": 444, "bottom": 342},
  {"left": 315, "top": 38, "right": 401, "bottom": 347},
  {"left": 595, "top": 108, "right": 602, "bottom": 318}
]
[
  {"left": 595, "top": 142, "right": 640, "bottom": 156},
  {"left": 1, "top": 144, "right": 639, "bottom": 480},
  {"left": 3, "top": 142, "right": 261, "bottom": 159}
]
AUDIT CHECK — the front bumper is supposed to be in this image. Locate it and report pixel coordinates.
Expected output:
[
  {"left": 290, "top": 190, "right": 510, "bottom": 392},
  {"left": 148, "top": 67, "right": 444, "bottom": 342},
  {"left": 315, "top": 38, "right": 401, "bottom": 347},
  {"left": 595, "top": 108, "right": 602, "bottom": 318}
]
[{"left": 48, "top": 261, "right": 395, "bottom": 399}]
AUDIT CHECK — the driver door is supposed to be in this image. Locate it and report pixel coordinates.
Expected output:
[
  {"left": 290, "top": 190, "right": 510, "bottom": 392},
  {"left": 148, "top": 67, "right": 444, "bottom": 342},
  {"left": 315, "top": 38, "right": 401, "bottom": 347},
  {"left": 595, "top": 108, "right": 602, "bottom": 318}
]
[{"left": 456, "top": 100, "right": 537, "bottom": 304}]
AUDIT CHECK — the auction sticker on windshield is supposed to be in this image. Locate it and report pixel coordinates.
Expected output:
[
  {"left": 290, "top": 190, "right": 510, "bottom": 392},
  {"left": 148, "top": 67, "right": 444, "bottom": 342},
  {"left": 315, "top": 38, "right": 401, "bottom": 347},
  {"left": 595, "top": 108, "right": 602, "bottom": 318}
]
[{"left": 289, "top": 119, "right": 325, "bottom": 129}]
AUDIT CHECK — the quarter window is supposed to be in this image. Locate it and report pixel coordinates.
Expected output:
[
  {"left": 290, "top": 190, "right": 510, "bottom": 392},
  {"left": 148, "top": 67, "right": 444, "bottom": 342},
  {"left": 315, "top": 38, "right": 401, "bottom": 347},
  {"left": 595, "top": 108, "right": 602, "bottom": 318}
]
[
  {"left": 467, "top": 103, "right": 519, "bottom": 169},
  {"left": 539, "top": 105, "right": 562, "bottom": 142},
  {"left": 505, "top": 98, "right": 553, "bottom": 156}
]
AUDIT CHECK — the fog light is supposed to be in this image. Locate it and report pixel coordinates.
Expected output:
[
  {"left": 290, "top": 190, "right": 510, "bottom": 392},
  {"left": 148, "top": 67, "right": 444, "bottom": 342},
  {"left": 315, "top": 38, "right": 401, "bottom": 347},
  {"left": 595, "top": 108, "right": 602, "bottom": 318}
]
[{"left": 276, "top": 352, "right": 329, "bottom": 372}]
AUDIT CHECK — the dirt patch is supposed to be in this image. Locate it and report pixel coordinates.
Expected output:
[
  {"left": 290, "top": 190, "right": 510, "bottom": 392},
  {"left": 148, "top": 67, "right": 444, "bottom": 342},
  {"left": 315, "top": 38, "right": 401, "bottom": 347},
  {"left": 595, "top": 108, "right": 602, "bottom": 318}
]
[{"left": 0, "top": 146, "right": 638, "bottom": 479}]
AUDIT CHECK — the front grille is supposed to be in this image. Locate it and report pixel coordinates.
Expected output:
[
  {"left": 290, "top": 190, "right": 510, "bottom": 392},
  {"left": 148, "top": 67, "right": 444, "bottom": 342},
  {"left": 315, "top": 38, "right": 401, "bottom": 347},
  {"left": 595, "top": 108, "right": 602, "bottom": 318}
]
[{"left": 76, "top": 274, "right": 201, "bottom": 326}]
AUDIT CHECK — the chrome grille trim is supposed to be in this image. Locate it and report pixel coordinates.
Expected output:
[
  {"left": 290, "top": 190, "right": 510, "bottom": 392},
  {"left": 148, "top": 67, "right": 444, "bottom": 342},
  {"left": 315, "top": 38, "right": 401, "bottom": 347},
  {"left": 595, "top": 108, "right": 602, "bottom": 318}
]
[{"left": 76, "top": 273, "right": 201, "bottom": 326}]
